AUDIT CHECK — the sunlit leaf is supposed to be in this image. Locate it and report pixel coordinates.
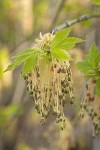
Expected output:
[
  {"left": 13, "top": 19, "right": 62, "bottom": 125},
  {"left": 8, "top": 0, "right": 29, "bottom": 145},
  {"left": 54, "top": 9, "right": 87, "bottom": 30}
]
[
  {"left": 51, "top": 49, "right": 72, "bottom": 60},
  {"left": 22, "top": 53, "right": 38, "bottom": 75},
  {"left": 76, "top": 61, "right": 92, "bottom": 73},
  {"left": 12, "top": 48, "right": 35, "bottom": 58},
  {"left": 76, "top": 44, "right": 100, "bottom": 75},
  {"left": 4, "top": 48, "right": 39, "bottom": 72},
  {"left": 57, "top": 37, "right": 84, "bottom": 50},
  {"left": 4, "top": 55, "right": 33, "bottom": 72},
  {"left": 51, "top": 27, "right": 72, "bottom": 49},
  {"left": 88, "top": 44, "right": 100, "bottom": 68},
  {"left": 4, "top": 63, "right": 17, "bottom": 72}
]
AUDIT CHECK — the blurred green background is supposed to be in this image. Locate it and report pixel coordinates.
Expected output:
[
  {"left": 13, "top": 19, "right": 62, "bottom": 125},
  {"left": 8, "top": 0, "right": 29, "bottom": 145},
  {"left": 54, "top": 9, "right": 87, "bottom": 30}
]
[{"left": 0, "top": 0, "right": 100, "bottom": 150}]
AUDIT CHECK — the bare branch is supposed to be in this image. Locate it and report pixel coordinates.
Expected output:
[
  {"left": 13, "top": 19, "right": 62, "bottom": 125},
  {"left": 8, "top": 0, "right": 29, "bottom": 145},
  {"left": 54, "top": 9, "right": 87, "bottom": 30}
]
[{"left": 52, "top": 14, "right": 100, "bottom": 34}]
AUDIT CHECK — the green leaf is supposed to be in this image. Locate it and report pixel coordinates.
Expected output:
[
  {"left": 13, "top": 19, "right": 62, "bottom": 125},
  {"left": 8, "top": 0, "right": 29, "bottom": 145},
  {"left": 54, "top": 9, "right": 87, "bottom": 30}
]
[
  {"left": 95, "top": 79, "right": 100, "bottom": 97},
  {"left": 88, "top": 44, "right": 100, "bottom": 68},
  {"left": 22, "top": 53, "right": 38, "bottom": 75},
  {"left": 76, "top": 44, "right": 100, "bottom": 75},
  {"left": 4, "top": 63, "right": 17, "bottom": 72},
  {"left": 4, "top": 48, "right": 39, "bottom": 72},
  {"left": 84, "top": 69, "right": 99, "bottom": 78},
  {"left": 4, "top": 55, "right": 34, "bottom": 72},
  {"left": 51, "top": 49, "right": 72, "bottom": 60},
  {"left": 12, "top": 48, "right": 35, "bottom": 58},
  {"left": 92, "top": 0, "right": 100, "bottom": 5},
  {"left": 56, "top": 37, "right": 84, "bottom": 50},
  {"left": 51, "top": 27, "right": 72, "bottom": 49},
  {"left": 65, "top": 37, "right": 84, "bottom": 44},
  {"left": 76, "top": 61, "right": 92, "bottom": 73}
]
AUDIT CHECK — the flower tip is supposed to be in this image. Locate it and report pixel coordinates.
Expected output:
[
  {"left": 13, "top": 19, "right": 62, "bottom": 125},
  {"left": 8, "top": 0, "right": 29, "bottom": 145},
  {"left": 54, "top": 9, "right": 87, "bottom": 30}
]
[{"left": 40, "top": 32, "right": 43, "bottom": 39}]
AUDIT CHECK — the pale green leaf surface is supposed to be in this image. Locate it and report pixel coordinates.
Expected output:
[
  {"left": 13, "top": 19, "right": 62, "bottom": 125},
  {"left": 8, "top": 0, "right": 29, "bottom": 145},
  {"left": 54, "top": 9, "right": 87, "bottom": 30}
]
[
  {"left": 22, "top": 54, "right": 38, "bottom": 75},
  {"left": 51, "top": 49, "right": 72, "bottom": 60},
  {"left": 4, "top": 64, "right": 17, "bottom": 72},
  {"left": 12, "top": 48, "right": 34, "bottom": 58},
  {"left": 95, "top": 79, "right": 100, "bottom": 97},
  {"left": 4, "top": 49, "right": 39, "bottom": 72},
  {"left": 14, "top": 54, "right": 35, "bottom": 64},
  {"left": 76, "top": 61, "right": 92, "bottom": 73},
  {"left": 61, "top": 43, "right": 76, "bottom": 51},
  {"left": 84, "top": 69, "right": 99, "bottom": 78},
  {"left": 4, "top": 54, "right": 35, "bottom": 72},
  {"left": 57, "top": 37, "right": 84, "bottom": 50},
  {"left": 51, "top": 27, "right": 72, "bottom": 49},
  {"left": 88, "top": 44, "right": 100, "bottom": 68},
  {"left": 76, "top": 44, "right": 100, "bottom": 74},
  {"left": 64, "top": 37, "right": 84, "bottom": 43}
]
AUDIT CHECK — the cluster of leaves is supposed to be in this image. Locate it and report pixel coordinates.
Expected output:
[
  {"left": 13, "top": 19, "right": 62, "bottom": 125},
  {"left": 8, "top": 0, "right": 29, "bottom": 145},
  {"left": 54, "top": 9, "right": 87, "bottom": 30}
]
[
  {"left": 5, "top": 27, "right": 83, "bottom": 75},
  {"left": 77, "top": 44, "right": 100, "bottom": 97}
]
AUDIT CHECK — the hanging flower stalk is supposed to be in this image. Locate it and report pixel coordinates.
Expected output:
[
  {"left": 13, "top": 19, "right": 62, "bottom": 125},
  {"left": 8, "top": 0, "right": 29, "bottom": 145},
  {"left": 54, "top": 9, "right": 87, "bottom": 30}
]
[
  {"left": 77, "top": 44, "right": 100, "bottom": 136},
  {"left": 23, "top": 33, "right": 75, "bottom": 128},
  {"left": 80, "top": 78, "right": 100, "bottom": 136},
  {"left": 5, "top": 27, "right": 83, "bottom": 129}
]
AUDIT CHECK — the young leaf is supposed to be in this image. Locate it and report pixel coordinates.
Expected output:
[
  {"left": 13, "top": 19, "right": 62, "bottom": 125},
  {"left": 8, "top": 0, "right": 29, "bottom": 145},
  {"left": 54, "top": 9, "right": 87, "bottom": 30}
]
[
  {"left": 51, "top": 27, "right": 72, "bottom": 49},
  {"left": 12, "top": 48, "right": 35, "bottom": 58},
  {"left": 51, "top": 49, "right": 72, "bottom": 60},
  {"left": 4, "top": 54, "right": 35, "bottom": 72},
  {"left": 56, "top": 37, "right": 84, "bottom": 50},
  {"left": 76, "top": 44, "right": 100, "bottom": 75},
  {"left": 88, "top": 44, "right": 100, "bottom": 68},
  {"left": 4, "top": 63, "right": 18, "bottom": 72},
  {"left": 22, "top": 53, "right": 38, "bottom": 75},
  {"left": 4, "top": 48, "right": 40, "bottom": 72},
  {"left": 84, "top": 69, "right": 99, "bottom": 78},
  {"left": 12, "top": 48, "right": 41, "bottom": 59},
  {"left": 76, "top": 61, "right": 92, "bottom": 73},
  {"left": 95, "top": 79, "right": 100, "bottom": 97}
]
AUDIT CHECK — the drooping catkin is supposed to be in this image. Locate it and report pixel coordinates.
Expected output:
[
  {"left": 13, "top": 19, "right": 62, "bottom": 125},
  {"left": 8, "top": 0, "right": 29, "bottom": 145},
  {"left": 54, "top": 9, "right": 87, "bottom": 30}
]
[
  {"left": 23, "top": 33, "right": 74, "bottom": 129},
  {"left": 80, "top": 78, "right": 100, "bottom": 136}
]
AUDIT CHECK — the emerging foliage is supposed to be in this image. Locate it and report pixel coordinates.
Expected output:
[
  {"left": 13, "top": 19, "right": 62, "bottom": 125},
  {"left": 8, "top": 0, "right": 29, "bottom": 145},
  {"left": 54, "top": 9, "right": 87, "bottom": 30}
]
[
  {"left": 77, "top": 44, "right": 100, "bottom": 79},
  {"left": 77, "top": 44, "right": 100, "bottom": 98},
  {"left": 77, "top": 44, "right": 100, "bottom": 136},
  {"left": 5, "top": 27, "right": 83, "bottom": 75},
  {"left": 51, "top": 27, "right": 84, "bottom": 51}
]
